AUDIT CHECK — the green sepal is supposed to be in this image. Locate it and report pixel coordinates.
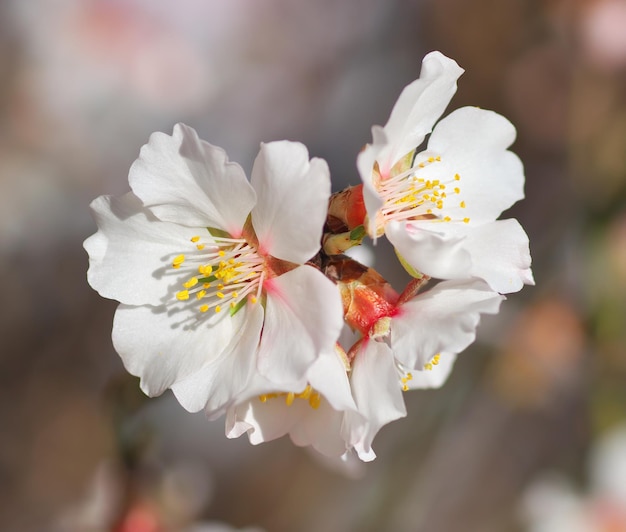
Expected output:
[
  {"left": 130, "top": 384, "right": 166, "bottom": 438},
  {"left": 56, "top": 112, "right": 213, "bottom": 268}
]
[
  {"left": 349, "top": 225, "right": 366, "bottom": 242},
  {"left": 198, "top": 275, "right": 217, "bottom": 284}
]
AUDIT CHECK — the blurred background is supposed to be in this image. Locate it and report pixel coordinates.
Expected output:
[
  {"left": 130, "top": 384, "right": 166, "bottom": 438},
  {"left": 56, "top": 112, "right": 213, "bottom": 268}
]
[{"left": 2, "top": 0, "right": 626, "bottom": 530}]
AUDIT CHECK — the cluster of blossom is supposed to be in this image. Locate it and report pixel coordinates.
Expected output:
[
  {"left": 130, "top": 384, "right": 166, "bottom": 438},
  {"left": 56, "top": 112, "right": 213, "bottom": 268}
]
[{"left": 85, "top": 52, "right": 533, "bottom": 462}]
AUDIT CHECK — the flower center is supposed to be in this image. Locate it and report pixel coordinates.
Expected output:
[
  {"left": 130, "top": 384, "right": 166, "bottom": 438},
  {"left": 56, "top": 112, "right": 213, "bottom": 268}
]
[
  {"left": 258, "top": 384, "right": 322, "bottom": 409},
  {"left": 376, "top": 152, "right": 470, "bottom": 235},
  {"left": 172, "top": 233, "right": 265, "bottom": 316}
]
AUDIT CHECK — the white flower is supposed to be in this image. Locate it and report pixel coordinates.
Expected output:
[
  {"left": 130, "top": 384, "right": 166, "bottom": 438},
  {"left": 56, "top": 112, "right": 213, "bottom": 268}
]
[
  {"left": 84, "top": 124, "right": 343, "bottom": 416},
  {"left": 357, "top": 51, "right": 533, "bottom": 293},
  {"left": 225, "top": 347, "right": 362, "bottom": 458},
  {"left": 345, "top": 279, "right": 504, "bottom": 461}
]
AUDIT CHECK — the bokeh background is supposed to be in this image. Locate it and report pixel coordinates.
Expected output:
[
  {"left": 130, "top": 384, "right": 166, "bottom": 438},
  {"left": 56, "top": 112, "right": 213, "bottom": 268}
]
[{"left": 2, "top": 0, "right": 626, "bottom": 530}]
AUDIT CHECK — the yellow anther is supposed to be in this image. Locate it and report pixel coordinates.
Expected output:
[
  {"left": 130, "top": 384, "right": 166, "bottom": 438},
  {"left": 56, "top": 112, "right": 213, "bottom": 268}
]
[
  {"left": 463, "top": 217, "right": 470, "bottom": 224},
  {"left": 435, "top": 155, "right": 441, "bottom": 161},
  {"left": 218, "top": 284, "right": 224, "bottom": 290},
  {"left": 439, "top": 184, "right": 446, "bottom": 189},
  {"left": 441, "top": 192, "right": 447, "bottom": 198},
  {"left": 200, "top": 304, "right": 209, "bottom": 313},
  {"left": 231, "top": 291, "right": 239, "bottom": 298},
  {"left": 259, "top": 394, "right": 268, "bottom": 403},
  {"left": 436, "top": 200, "right": 444, "bottom": 209},
  {"left": 454, "top": 173, "right": 460, "bottom": 181},
  {"left": 454, "top": 187, "right": 460, "bottom": 194},
  {"left": 298, "top": 385, "right": 312, "bottom": 400},
  {"left": 230, "top": 301, "right": 236, "bottom": 309},
  {"left": 203, "top": 283, "right": 211, "bottom": 288},
  {"left": 426, "top": 208, "right": 433, "bottom": 214},
  {"left": 285, "top": 392, "right": 295, "bottom": 406},
  {"left": 176, "top": 290, "right": 190, "bottom": 301},
  {"left": 428, "top": 156, "right": 434, "bottom": 163},
  {"left": 196, "top": 290, "right": 206, "bottom": 300},
  {"left": 215, "top": 305, "right": 221, "bottom": 313},
  {"left": 250, "top": 296, "right": 257, "bottom": 304},
  {"left": 424, "top": 362, "right": 433, "bottom": 371},
  {"left": 460, "top": 201, "right": 466, "bottom": 208},
  {"left": 197, "top": 244, "right": 205, "bottom": 251},
  {"left": 433, "top": 354, "right": 441, "bottom": 365},
  {"left": 218, "top": 250, "right": 225, "bottom": 257},
  {"left": 402, "top": 384, "right": 409, "bottom": 392},
  {"left": 190, "top": 236, "right": 200, "bottom": 243},
  {"left": 216, "top": 292, "right": 225, "bottom": 299},
  {"left": 309, "top": 393, "right": 321, "bottom": 409},
  {"left": 172, "top": 254, "right": 185, "bottom": 268},
  {"left": 444, "top": 216, "right": 452, "bottom": 222},
  {"left": 228, "top": 258, "right": 235, "bottom": 265},
  {"left": 406, "top": 372, "right": 413, "bottom": 380},
  {"left": 418, "top": 162, "right": 425, "bottom": 168},
  {"left": 183, "top": 277, "right": 198, "bottom": 289}
]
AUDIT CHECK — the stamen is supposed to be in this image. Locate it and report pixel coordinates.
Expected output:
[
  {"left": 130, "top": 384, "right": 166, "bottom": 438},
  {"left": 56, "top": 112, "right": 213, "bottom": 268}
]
[
  {"left": 257, "top": 385, "right": 322, "bottom": 410},
  {"left": 375, "top": 155, "right": 470, "bottom": 230},
  {"left": 171, "top": 234, "right": 266, "bottom": 317}
]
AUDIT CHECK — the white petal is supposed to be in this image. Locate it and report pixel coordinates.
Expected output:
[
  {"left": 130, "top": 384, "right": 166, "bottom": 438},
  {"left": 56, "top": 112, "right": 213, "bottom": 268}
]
[
  {"left": 382, "top": 51, "right": 464, "bottom": 172},
  {"left": 112, "top": 301, "right": 253, "bottom": 401},
  {"left": 357, "top": 125, "right": 387, "bottom": 235},
  {"left": 386, "top": 220, "right": 472, "bottom": 279},
  {"left": 442, "top": 219, "right": 534, "bottom": 293},
  {"left": 170, "top": 302, "right": 264, "bottom": 415},
  {"left": 346, "top": 340, "right": 407, "bottom": 462},
  {"left": 250, "top": 141, "right": 330, "bottom": 263},
  {"left": 427, "top": 107, "right": 525, "bottom": 223},
  {"left": 408, "top": 352, "right": 457, "bottom": 389},
  {"left": 227, "top": 394, "right": 349, "bottom": 458},
  {"left": 84, "top": 193, "right": 199, "bottom": 306},
  {"left": 307, "top": 351, "right": 356, "bottom": 412},
  {"left": 391, "top": 279, "right": 504, "bottom": 369},
  {"left": 257, "top": 266, "right": 344, "bottom": 384},
  {"left": 129, "top": 123, "right": 255, "bottom": 236}
]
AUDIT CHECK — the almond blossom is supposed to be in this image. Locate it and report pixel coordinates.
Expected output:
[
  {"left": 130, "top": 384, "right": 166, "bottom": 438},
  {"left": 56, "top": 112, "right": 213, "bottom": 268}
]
[
  {"left": 84, "top": 124, "right": 343, "bottom": 416},
  {"left": 225, "top": 346, "right": 363, "bottom": 458},
  {"left": 357, "top": 51, "right": 533, "bottom": 293},
  {"left": 334, "top": 269, "right": 504, "bottom": 461}
]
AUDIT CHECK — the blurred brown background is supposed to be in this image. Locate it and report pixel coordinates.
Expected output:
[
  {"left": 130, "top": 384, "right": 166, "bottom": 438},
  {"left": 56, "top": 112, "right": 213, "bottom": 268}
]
[{"left": 2, "top": 0, "right": 626, "bottom": 531}]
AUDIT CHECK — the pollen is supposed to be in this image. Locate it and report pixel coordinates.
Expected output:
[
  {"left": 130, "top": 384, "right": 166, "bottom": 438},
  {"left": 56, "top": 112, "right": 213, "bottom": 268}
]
[
  {"left": 172, "top": 254, "right": 185, "bottom": 268},
  {"left": 190, "top": 236, "right": 200, "bottom": 243},
  {"left": 176, "top": 290, "right": 190, "bottom": 301},
  {"left": 199, "top": 305, "right": 209, "bottom": 313},
  {"left": 183, "top": 277, "right": 198, "bottom": 289},
  {"left": 460, "top": 201, "right": 466, "bottom": 208},
  {"left": 463, "top": 217, "right": 470, "bottom": 224},
  {"left": 215, "top": 305, "right": 221, "bottom": 313},
  {"left": 258, "top": 385, "right": 321, "bottom": 410}
]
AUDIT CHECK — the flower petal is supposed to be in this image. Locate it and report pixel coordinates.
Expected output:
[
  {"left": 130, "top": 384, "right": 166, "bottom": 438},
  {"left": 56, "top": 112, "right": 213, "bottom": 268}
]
[
  {"left": 438, "top": 219, "right": 534, "bottom": 293},
  {"left": 346, "top": 340, "right": 407, "bottom": 462},
  {"left": 170, "top": 302, "right": 264, "bottom": 416},
  {"left": 84, "top": 193, "right": 199, "bottom": 306},
  {"left": 257, "top": 266, "right": 344, "bottom": 384},
  {"left": 382, "top": 51, "right": 464, "bottom": 172},
  {"left": 391, "top": 279, "right": 504, "bottom": 369},
  {"left": 307, "top": 350, "right": 356, "bottom": 412},
  {"left": 386, "top": 220, "right": 472, "bottom": 280},
  {"left": 129, "top": 123, "right": 255, "bottom": 236},
  {"left": 427, "top": 106, "right": 525, "bottom": 223},
  {"left": 250, "top": 141, "right": 330, "bottom": 263},
  {"left": 112, "top": 301, "right": 254, "bottom": 402},
  {"left": 226, "top": 393, "right": 349, "bottom": 458},
  {"left": 358, "top": 52, "right": 464, "bottom": 185},
  {"left": 408, "top": 352, "right": 457, "bottom": 389}
]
